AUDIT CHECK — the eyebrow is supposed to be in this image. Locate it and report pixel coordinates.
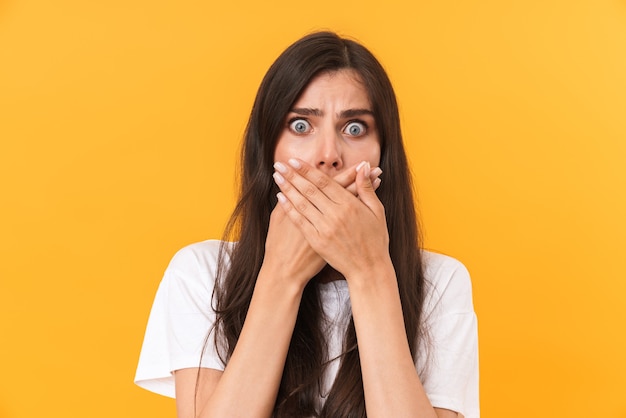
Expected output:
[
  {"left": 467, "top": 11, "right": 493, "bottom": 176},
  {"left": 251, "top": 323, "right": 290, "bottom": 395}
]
[{"left": 290, "top": 108, "right": 374, "bottom": 119}]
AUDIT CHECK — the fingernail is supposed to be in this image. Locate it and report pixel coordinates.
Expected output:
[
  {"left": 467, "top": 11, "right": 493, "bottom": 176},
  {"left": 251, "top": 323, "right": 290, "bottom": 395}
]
[
  {"left": 273, "top": 172, "right": 285, "bottom": 185},
  {"left": 356, "top": 161, "right": 367, "bottom": 172},
  {"left": 364, "top": 162, "right": 371, "bottom": 177},
  {"left": 276, "top": 192, "right": 287, "bottom": 203},
  {"left": 273, "top": 162, "right": 287, "bottom": 173},
  {"left": 373, "top": 178, "right": 382, "bottom": 188},
  {"left": 371, "top": 167, "right": 382, "bottom": 177},
  {"left": 288, "top": 158, "right": 301, "bottom": 169}
]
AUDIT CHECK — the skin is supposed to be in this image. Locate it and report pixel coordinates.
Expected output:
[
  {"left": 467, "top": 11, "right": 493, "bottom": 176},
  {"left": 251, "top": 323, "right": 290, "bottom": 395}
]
[{"left": 174, "top": 70, "right": 461, "bottom": 418}]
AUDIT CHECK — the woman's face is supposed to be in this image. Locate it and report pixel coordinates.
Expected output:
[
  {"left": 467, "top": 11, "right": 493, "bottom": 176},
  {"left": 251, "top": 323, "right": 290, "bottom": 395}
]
[{"left": 273, "top": 69, "right": 381, "bottom": 175}]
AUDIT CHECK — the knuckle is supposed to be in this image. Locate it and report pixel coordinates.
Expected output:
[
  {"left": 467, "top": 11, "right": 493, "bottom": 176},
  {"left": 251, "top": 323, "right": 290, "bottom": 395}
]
[
  {"left": 303, "top": 184, "right": 317, "bottom": 197},
  {"left": 279, "top": 179, "right": 291, "bottom": 191},
  {"left": 296, "top": 201, "right": 308, "bottom": 213},
  {"left": 298, "top": 165, "right": 311, "bottom": 176},
  {"left": 283, "top": 170, "right": 296, "bottom": 181},
  {"left": 315, "top": 175, "right": 330, "bottom": 189},
  {"left": 345, "top": 203, "right": 358, "bottom": 217},
  {"left": 282, "top": 202, "right": 295, "bottom": 214},
  {"left": 318, "top": 226, "right": 333, "bottom": 241}
]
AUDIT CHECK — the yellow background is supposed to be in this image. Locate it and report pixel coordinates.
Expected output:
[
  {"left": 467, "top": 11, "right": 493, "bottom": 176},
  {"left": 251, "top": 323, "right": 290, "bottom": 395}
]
[{"left": 1, "top": 0, "right": 625, "bottom": 417}]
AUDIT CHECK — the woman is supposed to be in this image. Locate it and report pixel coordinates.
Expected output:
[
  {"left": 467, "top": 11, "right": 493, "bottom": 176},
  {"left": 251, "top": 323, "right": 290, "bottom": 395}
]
[{"left": 135, "top": 31, "right": 479, "bottom": 418}]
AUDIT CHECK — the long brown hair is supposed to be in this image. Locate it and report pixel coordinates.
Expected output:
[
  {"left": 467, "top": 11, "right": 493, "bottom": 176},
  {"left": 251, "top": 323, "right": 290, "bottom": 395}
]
[{"left": 212, "top": 31, "right": 425, "bottom": 417}]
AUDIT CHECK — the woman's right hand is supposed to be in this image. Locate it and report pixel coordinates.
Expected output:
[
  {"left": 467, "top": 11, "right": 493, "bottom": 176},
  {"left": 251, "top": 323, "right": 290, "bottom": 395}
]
[
  {"left": 177, "top": 163, "right": 382, "bottom": 418},
  {"left": 261, "top": 163, "right": 382, "bottom": 289},
  {"left": 262, "top": 204, "right": 327, "bottom": 289}
]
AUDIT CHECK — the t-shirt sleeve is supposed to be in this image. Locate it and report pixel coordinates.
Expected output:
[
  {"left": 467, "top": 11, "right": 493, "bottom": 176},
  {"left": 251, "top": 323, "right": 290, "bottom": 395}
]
[
  {"left": 418, "top": 252, "right": 480, "bottom": 418},
  {"left": 134, "top": 240, "right": 227, "bottom": 398}
]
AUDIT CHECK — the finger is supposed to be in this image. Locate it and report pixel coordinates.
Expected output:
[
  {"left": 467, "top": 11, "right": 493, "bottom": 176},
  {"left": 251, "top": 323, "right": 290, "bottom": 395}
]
[
  {"left": 355, "top": 161, "right": 384, "bottom": 214},
  {"left": 335, "top": 164, "right": 381, "bottom": 189},
  {"left": 345, "top": 166, "right": 382, "bottom": 194},
  {"left": 276, "top": 192, "right": 320, "bottom": 237},
  {"left": 333, "top": 162, "right": 360, "bottom": 188},
  {"left": 273, "top": 169, "right": 327, "bottom": 227},
  {"left": 280, "top": 158, "right": 349, "bottom": 207},
  {"left": 269, "top": 202, "right": 288, "bottom": 223},
  {"left": 287, "top": 158, "right": 383, "bottom": 201}
]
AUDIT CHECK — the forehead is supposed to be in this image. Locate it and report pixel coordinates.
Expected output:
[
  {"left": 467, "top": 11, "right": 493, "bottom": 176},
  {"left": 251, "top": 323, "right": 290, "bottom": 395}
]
[{"left": 293, "top": 69, "right": 372, "bottom": 109}]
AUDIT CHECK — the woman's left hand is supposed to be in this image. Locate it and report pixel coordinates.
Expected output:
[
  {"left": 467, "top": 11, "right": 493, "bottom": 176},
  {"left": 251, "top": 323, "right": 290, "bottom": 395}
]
[{"left": 272, "top": 158, "right": 392, "bottom": 282}]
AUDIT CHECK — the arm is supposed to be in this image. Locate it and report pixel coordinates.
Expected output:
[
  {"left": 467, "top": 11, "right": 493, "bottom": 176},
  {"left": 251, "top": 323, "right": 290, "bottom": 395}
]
[
  {"left": 274, "top": 159, "right": 464, "bottom": 418},
  {"left": 192, "top": 264, "right": 308, "bottom": 417},
  {"left": 172, "top": 207, "right": 318, "bottom": 418},
  {"left": 348, "top": 262, "right": 460, "bottom": 418},
  {"left": 174, "top": 165, "right": 382, "bottom": 418}
]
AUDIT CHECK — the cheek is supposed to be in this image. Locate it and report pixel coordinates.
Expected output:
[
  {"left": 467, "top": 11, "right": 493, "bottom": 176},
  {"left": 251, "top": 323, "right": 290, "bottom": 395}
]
[
  {"left": 370, "top": 146, "right": 381, "bottom": 167},
  {"left": 356, "top": 132, "right": 381, "bottom": 167},
  {"left": 360, "top": 141, "right": 381, "bottom": 167},
  {"left": 273, "top": 136, "right": 290, "bottom": 163},
  {"left": 274, "top": 136, "right": 317, "bottom": 163}
]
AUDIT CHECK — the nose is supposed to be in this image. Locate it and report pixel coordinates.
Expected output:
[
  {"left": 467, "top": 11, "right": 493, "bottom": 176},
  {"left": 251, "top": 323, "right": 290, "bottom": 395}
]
[{"left": 316, "top": 129, "right": 343, "bottom": 172}]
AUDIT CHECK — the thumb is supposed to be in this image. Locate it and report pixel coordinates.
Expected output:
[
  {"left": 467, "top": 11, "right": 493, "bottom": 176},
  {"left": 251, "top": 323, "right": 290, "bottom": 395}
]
[{"left": 355, "top": 161, "right": 379, "bottom": 208}]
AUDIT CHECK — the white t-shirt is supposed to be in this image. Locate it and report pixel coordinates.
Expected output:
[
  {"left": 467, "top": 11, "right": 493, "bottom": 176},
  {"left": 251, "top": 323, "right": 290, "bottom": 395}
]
[{"left": 135, "top": 240, "right": 479, "bottom": 417}]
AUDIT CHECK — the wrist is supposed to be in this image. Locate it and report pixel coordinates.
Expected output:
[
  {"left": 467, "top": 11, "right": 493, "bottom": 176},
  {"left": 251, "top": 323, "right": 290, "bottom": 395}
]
[
  {"left": 344, "top": 256, "right": 397, "bottom": 291},
  {"left": 257, "top": 263, "right": 308, "bottom": 296}
]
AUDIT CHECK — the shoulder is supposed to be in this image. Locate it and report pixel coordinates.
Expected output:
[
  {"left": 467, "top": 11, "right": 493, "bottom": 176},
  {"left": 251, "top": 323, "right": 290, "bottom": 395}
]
[
  {"left": 421, "top": 250, "right": 470, "bottom": 283},
  {"left": 134, "top": 240, "right": 233, "bottom": 396},
  {"left": 161, "top": 240, "right": 236, "bottom": 302},
  {"left": 166, "top": 240, "right": 235, "bottom": 277},
  {"left": 156, "top": 240, "right": 237, "bottom": 326},
  {"left": 421, "top": 250, "right": 474, "bottom": 315}
]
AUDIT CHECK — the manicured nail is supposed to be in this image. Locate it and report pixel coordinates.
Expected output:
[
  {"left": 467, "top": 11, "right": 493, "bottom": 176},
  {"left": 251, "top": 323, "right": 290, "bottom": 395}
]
[
  {"left": 276, "top": 192, "right": 287, "bottom": 204},
  {"left": 273, "top": 172, "right": 285, "bottom": 185},
  {"left": 288, "top": 158, "right": 301, "bottom": 169},
  {"left": 363, "top": 162, "right": 371, "bottom": 177},
  {"left": 373, "top": 178, "right": 382, "bottom": 188},
  {"left": 371, "top": 167, "right": 382, "bottom": 177},
  {"left": 274, "top": 162, "right": 287, "bottom": 173},
  {"left": 356, "top": 161, "right": 367, "bottom": 172}
]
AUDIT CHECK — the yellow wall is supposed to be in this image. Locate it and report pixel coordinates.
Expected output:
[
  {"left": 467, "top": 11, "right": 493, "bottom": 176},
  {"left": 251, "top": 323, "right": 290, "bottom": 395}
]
[{"left": 1, "top": 0, "right": 625, "bottom": 417}]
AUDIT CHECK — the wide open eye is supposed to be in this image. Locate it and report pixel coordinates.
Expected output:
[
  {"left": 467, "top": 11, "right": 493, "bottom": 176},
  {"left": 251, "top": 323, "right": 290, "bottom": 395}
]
[
  {"left": 343, "top": 121, "right": 367, "bottom": 137},
  {"left": 289, "top": 118, "right": 312, "bottom": 134}
]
